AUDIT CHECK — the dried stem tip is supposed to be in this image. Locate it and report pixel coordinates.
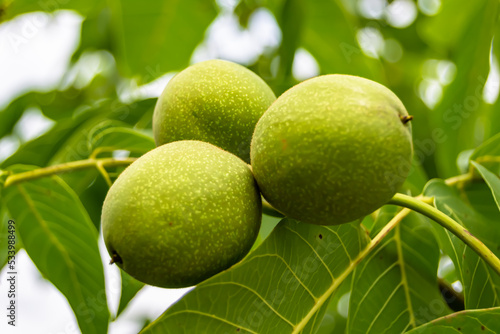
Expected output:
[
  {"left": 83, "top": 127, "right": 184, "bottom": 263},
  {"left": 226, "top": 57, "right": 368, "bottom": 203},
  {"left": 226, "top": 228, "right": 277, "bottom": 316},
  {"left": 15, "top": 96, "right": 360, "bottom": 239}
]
[
  {"left": 400, "top": 115, "right": 414, "bottom": 124},
  {"left": 109, "top": 252, "right": 122, "bottom": 265}
]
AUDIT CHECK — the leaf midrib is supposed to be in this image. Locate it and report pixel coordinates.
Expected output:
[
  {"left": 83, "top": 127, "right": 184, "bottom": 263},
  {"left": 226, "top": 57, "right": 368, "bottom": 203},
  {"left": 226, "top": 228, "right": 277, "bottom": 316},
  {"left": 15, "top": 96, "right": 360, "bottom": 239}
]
[{"left": 16, "top": 182, "right": 96, "bottom": 332}]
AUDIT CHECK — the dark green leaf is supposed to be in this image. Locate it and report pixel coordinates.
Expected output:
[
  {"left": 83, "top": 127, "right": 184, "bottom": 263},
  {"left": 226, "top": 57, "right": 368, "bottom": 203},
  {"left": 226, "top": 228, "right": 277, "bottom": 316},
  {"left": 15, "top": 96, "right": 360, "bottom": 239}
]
[
  {"left": 109, "top": 0, "right": 217, "bottom": 82},
  {"left": 302, "top": 0, "right": 381, "bottom": 80},
  {"left": 72, "top": 9, "right": 113, "bottom": 62},
  {"left": 275, "top": 0, "right": 304, "bottom": 93},
  {"left": 1, "top": 0, "right": 103, "bottom": 21},
  {"left": 0, "top": 98, "right": 24, "bottom": 138},
  {"left": 76, "top": 175, "right": 108, "bottom": 230},
  {"left": 90, "top": 127, "right": 155, "bottom": 156},
  {"left": 3, "top": 165, "right": 109, "bottom": 334},
  {"left": 402, "top": 160, "right": 429, "bottom": 196},
  {"left": 1, "top": 113, "right": 97, "bottom": 168},
  {"left": 141, "top": 219, "right": 368, "bottom": 333},
  {"left": 406, "top": 306, "right": 500, "bottom": 334}
]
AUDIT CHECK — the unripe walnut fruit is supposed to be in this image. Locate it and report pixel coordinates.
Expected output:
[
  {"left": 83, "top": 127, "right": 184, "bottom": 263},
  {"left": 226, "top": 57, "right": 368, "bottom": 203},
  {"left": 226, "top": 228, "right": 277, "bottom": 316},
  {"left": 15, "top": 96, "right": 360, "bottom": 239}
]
[
  {"left": 251, "top": 74, "right": 413, "bottom": 225},
  {"left": 102, "top": 140, "right": 262, "bottom": 288},
  {"left": 153, "top": 59, "right": 276, "bottom": 163}
]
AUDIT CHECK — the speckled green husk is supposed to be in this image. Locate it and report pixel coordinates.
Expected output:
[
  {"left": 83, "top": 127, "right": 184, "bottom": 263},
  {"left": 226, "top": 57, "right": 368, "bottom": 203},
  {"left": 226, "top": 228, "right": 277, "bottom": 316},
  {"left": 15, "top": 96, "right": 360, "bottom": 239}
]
[
  {"left": 153, "top": 59, "right": 276, "bottom": 163},
  {"left": 251, "top": 75, "right": 413, "bottom": 225},
  {"left": 102, "top": 141, "right": 262, "bottom": 288}
]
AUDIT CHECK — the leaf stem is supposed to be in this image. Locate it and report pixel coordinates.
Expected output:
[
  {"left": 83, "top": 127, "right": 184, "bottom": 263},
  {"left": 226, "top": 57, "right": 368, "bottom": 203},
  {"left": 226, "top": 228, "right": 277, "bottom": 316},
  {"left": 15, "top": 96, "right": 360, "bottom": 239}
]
[
  {"left": 445, "top": 156, "right": 500, "bottom": 187},
  {"left": 388, "top": 193, "right": 500, "bottom": 277},
  {"left": 292, "top": 208, "right": 411, "bottom": 333},
  {"left": 445, "top": 173, "right": 472, "bottom": 187},
  {"left": 3, "top": 158, "right": 136, "bottom": 188}
]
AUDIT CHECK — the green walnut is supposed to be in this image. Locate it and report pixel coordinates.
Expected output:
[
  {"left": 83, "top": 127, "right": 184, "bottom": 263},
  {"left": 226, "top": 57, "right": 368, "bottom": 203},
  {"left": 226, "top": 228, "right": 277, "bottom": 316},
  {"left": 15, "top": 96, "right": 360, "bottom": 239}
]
[
  {"left": 251, "top": 74, "right": 413, "bottom": 225},
  {"left": 102, "top": 140, "right": 262, "bottom": 288},
  {"left": 153, "top": 59, "right": 276, "bottom": 163}
]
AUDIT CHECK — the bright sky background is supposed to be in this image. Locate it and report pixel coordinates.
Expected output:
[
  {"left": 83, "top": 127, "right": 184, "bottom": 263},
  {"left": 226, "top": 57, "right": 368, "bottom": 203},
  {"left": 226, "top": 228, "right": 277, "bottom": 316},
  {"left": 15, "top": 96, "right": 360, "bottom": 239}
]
[{"left": 0, "top": 1, "right": 499, "bottom": 333}]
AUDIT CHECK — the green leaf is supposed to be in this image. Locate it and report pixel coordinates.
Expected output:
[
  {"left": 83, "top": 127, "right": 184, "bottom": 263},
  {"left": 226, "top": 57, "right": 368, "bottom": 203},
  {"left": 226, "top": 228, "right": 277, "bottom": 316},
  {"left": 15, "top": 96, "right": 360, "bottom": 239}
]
[
  {"left": 419, "top": 1, "right": 485, "bottom": 51},
  {"left": 470, "top": 132, "right": 500, "bottom": 160},
  {"left": 0, "top": 97, "right": 24, "bottom": 138},
  {"left": 424, "top": 0, "right": 498, "bottom": 177},
  {"left": 302, "top": 0, "right": 381, "bottom": 80},
  {"left": 49, "top": 121, "right": 151, "bottom": 197},
  {"left": 315, "top": 274, "right": 352, "bottom": 334},
  {"left": 274, "top": 0, "right": 304, "bottom": 93},
  {"left": 485, "top": 20, "right": 500, "bottom": 139},
  {"left": 72, "top": 9, "right": 113, "bottom": 62},
  {"left": 1, "top": 114, "right": 95, "bottom": 168},
  {"left": 116, "top": 271, "right": 145, "bottom": 317},
  {"left": 471, "top": 161, "right": 500, "bottom": 210},
  {"left": 424, "top": 179, "right": 500, "bottom": 309},
  {"left": 0, "top": 201, "right": 12, "bottom": 270},
  {"left": 76, "top": 174, "right": 109, "bottom": 230},
  {"left": 457, "top": 149, "right": 474, "bottom": 174},
  {"left": 347, "top": 208, "right": 449, "bottom": 334},
  {"left": 141, "top": 219, "right": 368, "bottom": 333},
  {"left": 50, "top": 98, "right": 157, "bottom": 166},
  {"left": 406, "top": 306, "right": 500, "bottom": 334},
  {"left": 108, "top": 0, "right": 217, "bottom": 82},
  {"left": 90, "top": 127, "right": 155, "bottom": 156},
  {"left": 0, "top": 169, "right": 8, "bottom": 188},
  {"left": 470, "top": 132, "right": 500, "bottom": 175},
  {"left": 402, "top": 160, "right": 429, "bottom": 196},
  {"left": 3, "top": 166, "right": 109, "bottom": 334},
  {"left": 1, "top": 0, "right": 103, "bottom": 21}
]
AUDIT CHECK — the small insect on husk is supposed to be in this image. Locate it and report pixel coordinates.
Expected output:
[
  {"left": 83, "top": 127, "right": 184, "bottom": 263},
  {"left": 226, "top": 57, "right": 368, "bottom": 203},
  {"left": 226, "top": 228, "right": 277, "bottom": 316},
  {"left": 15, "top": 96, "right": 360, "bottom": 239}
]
[{"left": 400, "top": 115, "right": 413, "bottom": 124}]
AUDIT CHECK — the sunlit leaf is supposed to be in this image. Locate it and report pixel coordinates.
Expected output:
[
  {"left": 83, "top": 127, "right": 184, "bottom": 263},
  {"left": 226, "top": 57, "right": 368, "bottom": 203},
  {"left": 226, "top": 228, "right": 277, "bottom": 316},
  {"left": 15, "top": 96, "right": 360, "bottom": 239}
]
[
  {"left": 406, "top": 306, "right": 500, "bottom": 334},
  {"left": 3, "top": 165, "right": 109, "bottom": 334},
  {"left": 141, "top": 219, "right": 368, "bottom": 333},
  {"left": 347, "top": 207, "right": 449, "bottom": 334}
]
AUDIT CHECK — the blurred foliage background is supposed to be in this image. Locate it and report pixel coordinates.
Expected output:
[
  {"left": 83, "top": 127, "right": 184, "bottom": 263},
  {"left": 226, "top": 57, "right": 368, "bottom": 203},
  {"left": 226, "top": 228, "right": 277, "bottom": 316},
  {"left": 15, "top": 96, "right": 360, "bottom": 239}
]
[
  {"left": 1, "top": 0, "right": 499, "bottom": 181},
  {"left": 1, "top": 0, "right": 500, "bottom": 332},
  {"left": 0, "top": 0, "right": 498, "bottom": 237}
]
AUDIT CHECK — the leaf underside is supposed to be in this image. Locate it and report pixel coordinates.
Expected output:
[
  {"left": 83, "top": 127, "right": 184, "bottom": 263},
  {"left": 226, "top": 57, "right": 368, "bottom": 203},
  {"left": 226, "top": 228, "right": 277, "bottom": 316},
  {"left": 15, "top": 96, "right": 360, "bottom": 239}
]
[
  {"left": 4, "top": 167, "right": 109, "bottom": 334},
  {"left": 142, "top": 219, "right": 368, "bottom": 334}
]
